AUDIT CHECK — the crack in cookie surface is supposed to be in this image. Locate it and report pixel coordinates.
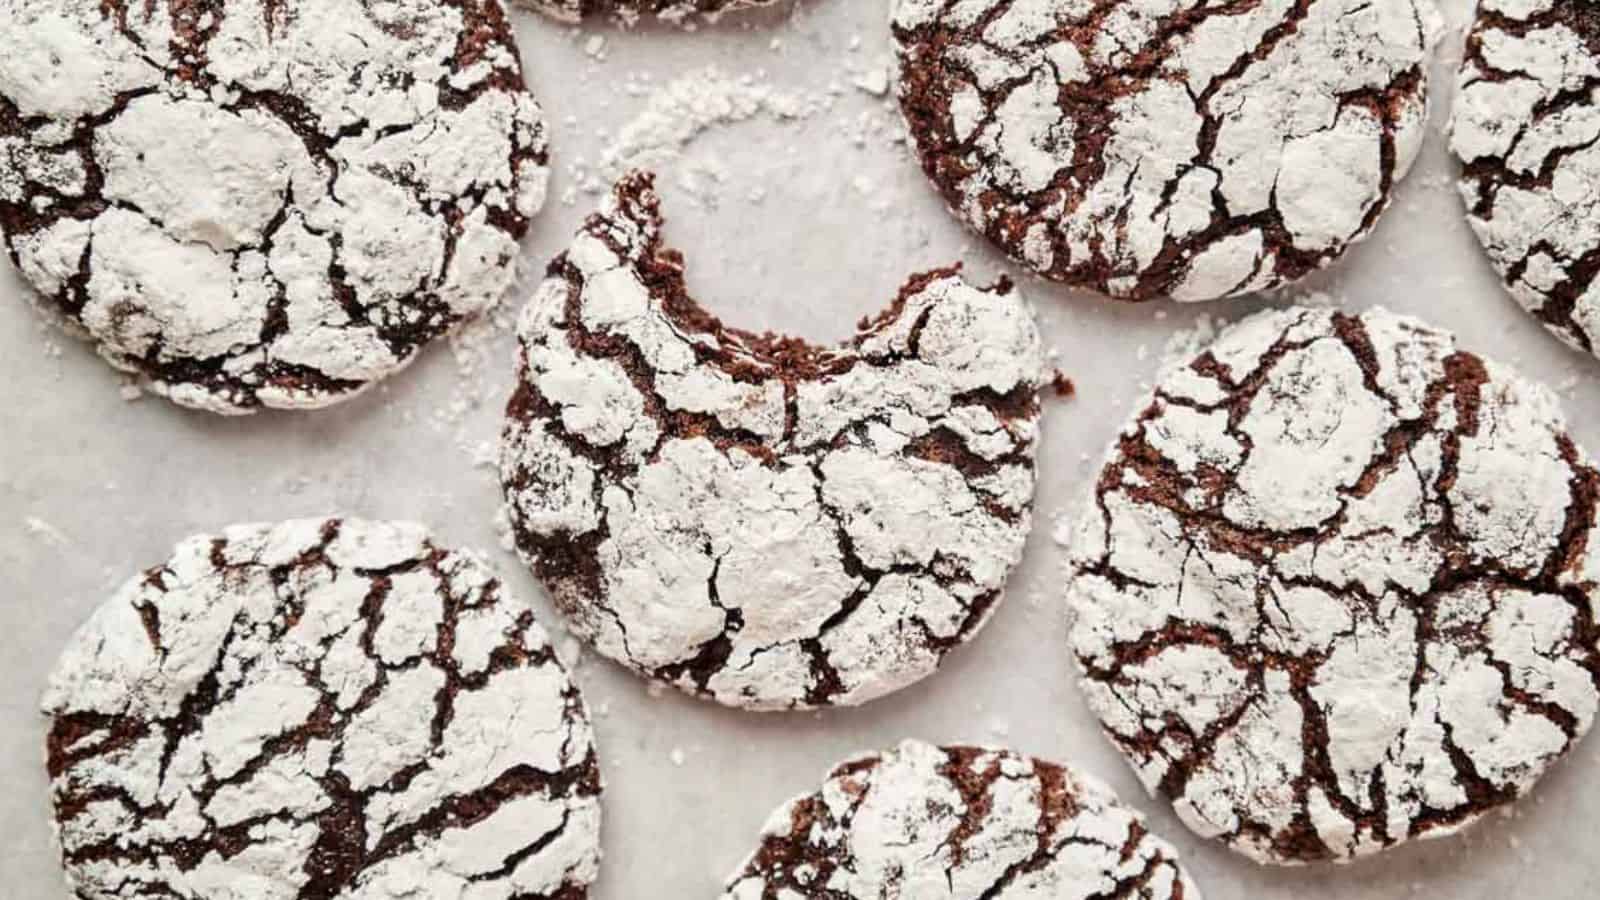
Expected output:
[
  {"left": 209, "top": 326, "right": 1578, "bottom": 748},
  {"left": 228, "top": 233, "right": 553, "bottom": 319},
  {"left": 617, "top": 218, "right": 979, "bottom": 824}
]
[
  {"left": 721, "top": 739, "right": 1201, "bottom": 899},
  {"left": 518, "top": 0, "right": 775, "bottom": 24},
  {"left": 498, "top": 171, "right": 1045, "bottom": 711},
  {"left": 43, "top": 518, "right": 602, "bottom": 899},
  {"left": 1452, "top": 0, "right": 1600, "bottom": 356},
  {"left": 1064, "top": 306, "right": 1600, "bottom": 864},
  {"left": 891, "top": 0, "right": 1442, "bottom": 302},
  {"left": 0, "top": 0, "right": 549, "bottom": 413}
]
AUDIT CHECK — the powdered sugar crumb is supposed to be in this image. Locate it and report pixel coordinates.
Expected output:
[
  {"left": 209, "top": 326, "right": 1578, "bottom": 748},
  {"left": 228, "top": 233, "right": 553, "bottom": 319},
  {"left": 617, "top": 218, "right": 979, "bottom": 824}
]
[{"left": 598, "top": 67, "right": 828, "bottom": 183}]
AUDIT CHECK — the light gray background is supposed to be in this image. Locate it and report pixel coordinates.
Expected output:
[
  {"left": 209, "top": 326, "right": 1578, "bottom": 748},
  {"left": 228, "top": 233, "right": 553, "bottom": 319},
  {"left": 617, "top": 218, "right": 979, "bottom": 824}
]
[{"left": 2, "top": 2, "right": 1596, "bottom": 898}]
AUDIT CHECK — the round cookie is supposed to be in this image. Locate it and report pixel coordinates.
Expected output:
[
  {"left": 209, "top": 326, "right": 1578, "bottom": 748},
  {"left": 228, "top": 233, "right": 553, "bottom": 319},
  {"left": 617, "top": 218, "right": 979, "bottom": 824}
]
[
  {"left": 499, "top": 170, "right": 1045, "bottom": 711},
  {"left": 1453, "top": 0, "right": 1600, "bottom": 357},
  {"left": 722, "top": 739, "right": 1202, "bottom": 899},
  {"left": 43, "top": 518, "right": 602, "bottom": 899},
  {"left": 0, "top": 0, "right": 549, "bottom": 413},
  {"left": 1064, "top": 306, "right": 1600, "bottom": 864},
  {"left": 891, "top": 0, "right": 1441, "bottom": 302},
  {"left": 522, "top": 0, "right": 775, "bottom": 23}
]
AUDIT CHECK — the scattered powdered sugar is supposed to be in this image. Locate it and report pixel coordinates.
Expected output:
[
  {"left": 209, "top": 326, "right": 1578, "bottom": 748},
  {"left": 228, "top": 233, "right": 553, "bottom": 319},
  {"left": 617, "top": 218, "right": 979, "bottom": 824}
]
[
  {"left": 0, "top": 0, "right": 549, "bottom": 413},
  {"left": 1158, "top": 313, "right": 1221, "bottom": 377},
  {"left": 22, "top": 515, "right": 69, "bottom": 548},
  {"left": 520, "top": 0, "right": 779, "bottom": 26},
  {"left": 429, "top": 304, "right": 525, "bottom": 464},
  {"left": 1066, "top": 306, "right": 1600, "bottom": 864},
  {"left": 722, "top": 740, "right": 1202, "bottom": 898},
  {"left": 851, "top": 62, "right": 891, "bottom": 97},
  {"left": 43, "top": 518, "right": 603, "bottom": 899},
  {"left": 1049, "top": 511, "right": 1075, "bottom": 549},
  {"left": 597, "top": 66, "right": 827, "bottom": 182},
  {"left": 1451, "top": 0, "right": 1600, "bottom": 359},
  {"left": 499, "top": 171, "right": 1047, "bottom": 711}
]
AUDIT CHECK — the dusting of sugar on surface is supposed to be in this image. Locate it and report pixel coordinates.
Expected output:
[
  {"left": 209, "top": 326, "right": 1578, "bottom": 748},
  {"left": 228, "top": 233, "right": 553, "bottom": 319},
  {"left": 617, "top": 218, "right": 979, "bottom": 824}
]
[
  {"left": 597, "top": 66, "right": 826, "bottom": 182},
  {"left": 521, "top": 0, "right": 778, "bottom": 25}
]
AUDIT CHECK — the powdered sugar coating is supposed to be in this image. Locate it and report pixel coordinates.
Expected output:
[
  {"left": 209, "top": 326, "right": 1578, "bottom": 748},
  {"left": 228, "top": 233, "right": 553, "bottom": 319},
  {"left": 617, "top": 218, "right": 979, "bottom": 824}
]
[
  {"left": 1452, "top": 0, "right": 1600, "bottom": 357},
  {"left": 1065, "top": 306, "right": 1600, "bottom": 864},
  {"left": 43, "top": 518, "right": 602, "bottom": 899},
  {"left": 892, "top": 0, "right": 1442, "bottom": 302},
  {"left": 519, "top": 0, "right": 775, "bottom": 24},
  {"left": 499, "top": 171, "right": 1045, "bottom": 711},
  {"left": 0, "top": 0, "right": 549, "bottom": 414},
  {"left": 722, "top": 739, "right": 1202, "bottom": 899}
]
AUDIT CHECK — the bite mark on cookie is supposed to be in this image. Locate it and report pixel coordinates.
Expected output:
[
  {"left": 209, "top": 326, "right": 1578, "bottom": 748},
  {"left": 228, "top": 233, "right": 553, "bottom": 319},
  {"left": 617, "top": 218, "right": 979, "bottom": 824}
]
[{"left": 499, "top": 171, "right": 1046, "bottom": 711}]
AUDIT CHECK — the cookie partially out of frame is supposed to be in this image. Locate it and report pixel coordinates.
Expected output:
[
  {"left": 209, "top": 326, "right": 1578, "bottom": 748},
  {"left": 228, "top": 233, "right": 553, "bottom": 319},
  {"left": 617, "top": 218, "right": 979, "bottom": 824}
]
[
  {"left": 500, "top": 171, "right": 1045, "bottom": 711},
  {"left": 43, "top": 518, "right": 602, "bottom": 899},
  {"left": 1453, "top": 0, "right": 1600, "bottom": 357},
  {"left": 891, "top": 0, "right": 1441, "bottom": 302},
  {"left": 0, "top": 0, "right": 549, "bottom": 413},
  {"left": 723, "top": 739, "right": 1202, "bottom": 899},
  {"left": 521, "top": 0, "right": 776, "bottom": 24},
  {"left": 1065, "top": 306, "right": 1600, "bottom": 864}
]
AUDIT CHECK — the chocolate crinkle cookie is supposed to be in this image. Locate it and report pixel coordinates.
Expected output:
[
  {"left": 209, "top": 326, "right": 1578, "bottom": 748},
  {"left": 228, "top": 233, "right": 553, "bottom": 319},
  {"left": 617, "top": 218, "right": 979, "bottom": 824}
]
[
  {"left": 723, "top": 739, "right": 1202, "bottom": 899},
  {"left": 1453, "top": 0, "right": 1600, "bottom": 357},
  {"left": 1065, "top": 306, "right": 1600, "bottom": 864},
  {"left": 519, "top": 0, "right": 777, "bottom": 25},
  {"left": 0, "top": 0, "right": 549, "bottom": 414},
  {"left": 43, "top": 518, "right": 603, "bottom": 899},
  {"left": 891, "top": 0, "right": 1442, "bottom": 302},
  {"left": 499, "top": 170, "right": 1046, "bottom": 711}
]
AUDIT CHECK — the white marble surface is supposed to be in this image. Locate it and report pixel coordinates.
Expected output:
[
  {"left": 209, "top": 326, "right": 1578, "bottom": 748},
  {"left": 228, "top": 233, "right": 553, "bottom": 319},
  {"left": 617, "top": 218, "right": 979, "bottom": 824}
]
[{"left": 3, "top": 2, "right": 1599, "bottom": 898}]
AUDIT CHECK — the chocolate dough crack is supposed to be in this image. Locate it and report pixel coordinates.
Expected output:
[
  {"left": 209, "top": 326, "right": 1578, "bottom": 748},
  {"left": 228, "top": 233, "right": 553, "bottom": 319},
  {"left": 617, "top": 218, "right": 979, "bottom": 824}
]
[
  {"left": 891, "top": 0, "right": 1441, "bottom": 302},
  {"left": 43, "top": 518, "right": 602, "bottom": 899},
  {"left": 722, "top": 739, "right": 1201, "bottom": 899},
  {"left": 499, "top": 171, "right": 1046, "bottom": 711},
  {"left": 0, "top": 0, "right": 549, "bottom": 414},
  {"left": 1064, "top": 306, "right": 1600, "bottom": 864},
  {"left": 520, "top": 0, "right": 776, "bottom": 24},
  {"left": 1453, "top": 0, "right": 1600, "bottom": 357}
]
